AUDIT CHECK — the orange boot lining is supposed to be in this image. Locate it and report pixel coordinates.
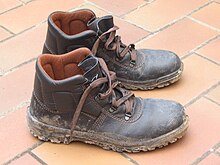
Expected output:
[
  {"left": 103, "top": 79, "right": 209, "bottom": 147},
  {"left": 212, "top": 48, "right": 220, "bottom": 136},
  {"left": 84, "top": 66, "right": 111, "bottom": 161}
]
[
  {"left": 39, "top": 48, "right": 91, "bottom": 80},
  {"left": 51, "top": 10, "right": 95, "bottom": 35}
]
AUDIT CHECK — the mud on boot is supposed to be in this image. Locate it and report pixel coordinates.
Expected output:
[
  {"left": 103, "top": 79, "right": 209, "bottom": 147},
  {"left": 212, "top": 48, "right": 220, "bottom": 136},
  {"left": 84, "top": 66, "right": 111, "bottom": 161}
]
[{"left": 27, "top": 47, "right": 189, "bottom": 152}]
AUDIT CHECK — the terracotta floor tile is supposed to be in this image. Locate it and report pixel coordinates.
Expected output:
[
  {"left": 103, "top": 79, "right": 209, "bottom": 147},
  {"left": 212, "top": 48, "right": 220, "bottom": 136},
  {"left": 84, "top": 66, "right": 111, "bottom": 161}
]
[
  {"left": 196, "top": 38, "right": 220, "bottom": 64},
  {"left": 0, "top": 0, "right": 83, "bottom": 34},
  {"left": 0, "top": 62, "right": 35, "bottom": 116},
  {"left": 124, "top": 0, "right": 208, "bottom": 32},
  {"left": 0, "top": 107, "right": 39, "bottom": 164},
  {"left": 9, "top": 154, "right": 41, "bottom": 165},
  {"left": 128, "top": 98, "right": 220, "bottom": 165},
  {"left": 0, "top": 23, "right": 46, "bottom": 72},
  {"left": 206, "top": 85, "right": 220, "bottom": 104},
  {"left": 0, "top": 0, "right": 21, "bottom": 14},
  {"left": 191, "top": 2, "right": 220, "bottom": 30},
  {"left": 114, "top": 18, "right": 149, "bottom": 44},
  {"left": 19, "top": 0, "right": 32, "bottom": 3},
  {"left": 88, "top": 0, "right": 146, "bottom": 16},
  {"left": 78, "top": 3, "right": 109, "bottom": 16},
  {"left": 136, "top": 18, "right": 218, "bottom": 57},
  {"left": 32, "top": 143, "right": 133, "bottom": 165},
  {"left": 80, "top": 3, "right": 149, "bottom": 44},
  {"left": 199, "top": 154, "right": 220, "bottom": 165},
  {"left": 133, "top": 54, "right": 220, "bottom": 105},
  {"left": 0, "top": 26, "right": 12, "bottom": 41}
]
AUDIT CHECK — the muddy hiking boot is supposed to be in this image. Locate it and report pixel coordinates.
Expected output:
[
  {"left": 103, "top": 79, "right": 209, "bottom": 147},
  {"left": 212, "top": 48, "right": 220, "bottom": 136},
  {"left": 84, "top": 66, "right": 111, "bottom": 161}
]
[
  {"left": 27, "top": 48, "right": 189, "bottom": 152},
  {"left": 42, "top": 9, "right": 183, "bottom": 90}
]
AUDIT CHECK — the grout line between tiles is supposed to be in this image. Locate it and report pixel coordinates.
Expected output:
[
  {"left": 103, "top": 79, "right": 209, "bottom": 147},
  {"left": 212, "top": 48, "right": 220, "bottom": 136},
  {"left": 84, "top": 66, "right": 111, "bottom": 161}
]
[
  {"left": 0, "top": 99, "right": 30, "bottom": 120},
  {"left": 191, "top": 142, "right": 220, "bottom": 164},
  {"left": 120, "top": 153, "right": 140, "bottom": 165},
  {"left": 190, "top": 151, "right": 211, "bottom": 165},
  {"left": 133, "top": 0, "right": 213, "bottom": 44},
  {"left": 0, "top": 2, "right": 85, "bottom": 75},
  {"left": 3, "top": 141, "right": 44, "bottom": 165},
  {"left": 190, "top": 35, "right": 220, "bottom": 53},
  {"left": 83, "top": 0, "right": 116, "bottom": 16},
  {"left": 0, "top": 2, "right": 86, "bottom": 75},
  {"left": 17, "top": 0, "right": 26, "bottom": 5},
  {"left": 181, "top": 52, "right": 195, "bottom": 60},
  {"left": 84, "top": 0, "right": 149, "bottom": 18},
  {"left": 184, "top": 81, "right": 220, "bottom": 108},
  {"left": 0, "top": 4, "right": 23, "bottom": 15},
  {"left": 215, "top": 151, "right": 220, "bottom": 157},
  {"left": 186, "top": 1, "right": 213, "bottom": 17},
  {"left": 0, "top": 57, "right": 36, "bottom": 77},
  {"left": 195, "top": 52, "right": 220, "bottom": 67},
  {"left": 0, "top": 25, "right": 15, "bottom": 35},
  {"left": 0, "top": 2, "right": 80, "bottom": 44},
  {"left": 119, "top": 2, "right": 149, "bottom": 18},
  {"left": 187, "top": 16, "right": 220, "bottom": 33},
  {"left": 0, "top": 25, "right": 38, "bottom": 43},
  {"left": 170, "top": 34, "right": 219, "bottom": 61},
  {"left": 203, "top": 96, "right": 220, "bottom": 107},
  {"left": 29, "top": 151, "right": 47, "bottom": 165}
]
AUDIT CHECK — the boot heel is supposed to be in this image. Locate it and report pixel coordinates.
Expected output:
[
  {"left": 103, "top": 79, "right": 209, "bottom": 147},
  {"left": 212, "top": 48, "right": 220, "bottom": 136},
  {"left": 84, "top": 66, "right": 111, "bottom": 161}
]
[{"left": 27, "top": 107, "right": 72, "bottom": 144}]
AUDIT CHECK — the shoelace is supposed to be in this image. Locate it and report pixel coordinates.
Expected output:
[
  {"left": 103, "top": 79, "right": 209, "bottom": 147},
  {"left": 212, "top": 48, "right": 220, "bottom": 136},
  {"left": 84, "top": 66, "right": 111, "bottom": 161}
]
[
  {"left": 92, "top": 26, "right": 137, "bottom": 65},
  {"left": 71, "top": 58, "right": 134, "bottom": 133}
]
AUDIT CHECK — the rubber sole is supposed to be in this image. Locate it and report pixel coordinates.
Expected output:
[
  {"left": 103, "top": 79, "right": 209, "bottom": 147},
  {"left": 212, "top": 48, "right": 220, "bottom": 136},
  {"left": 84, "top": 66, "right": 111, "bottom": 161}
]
[
  {"left": 27, "top": 107, "right": 189, "bottom": 153},
  {"left": 118, "top": 62, "right": 184, "bottom": 90}
]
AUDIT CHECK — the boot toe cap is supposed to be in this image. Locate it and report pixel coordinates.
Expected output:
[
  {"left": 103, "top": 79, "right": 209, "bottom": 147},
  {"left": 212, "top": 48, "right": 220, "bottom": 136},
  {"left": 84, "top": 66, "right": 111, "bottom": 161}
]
[
  {"left": 142, "top": 98, "right": 185, "bottom": 138},
  {"left": 138, "top": 49, "right": 182, "bottom": 80}
]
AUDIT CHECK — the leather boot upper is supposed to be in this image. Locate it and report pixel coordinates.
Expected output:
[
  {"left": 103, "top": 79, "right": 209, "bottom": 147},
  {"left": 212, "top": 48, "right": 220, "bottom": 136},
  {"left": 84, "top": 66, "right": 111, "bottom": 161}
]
[
  {"left": 43, "top": 9, "right": 183, "bottom": 86},
  {"left": 31, "top": 47, "right": 185, "bottom": 139}
]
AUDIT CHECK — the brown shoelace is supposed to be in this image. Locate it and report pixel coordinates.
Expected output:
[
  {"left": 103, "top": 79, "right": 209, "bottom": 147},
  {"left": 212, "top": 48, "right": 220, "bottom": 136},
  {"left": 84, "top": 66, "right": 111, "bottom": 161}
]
[
  {"left": 71, "top": 58, "right": 134, "bottom": 133},
  {"left": 92, "top": 26, "right": 137, "bottom": 64}
]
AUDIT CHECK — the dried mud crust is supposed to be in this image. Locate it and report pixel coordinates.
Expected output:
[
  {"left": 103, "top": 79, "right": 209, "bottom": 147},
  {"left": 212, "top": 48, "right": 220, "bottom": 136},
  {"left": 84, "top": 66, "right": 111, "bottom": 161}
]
[
  {"left": 27, "top": 107, "right": 189, "bottom": 153},
  {"left": 118, "top": 62, "right": 184, "bottom": 90}
]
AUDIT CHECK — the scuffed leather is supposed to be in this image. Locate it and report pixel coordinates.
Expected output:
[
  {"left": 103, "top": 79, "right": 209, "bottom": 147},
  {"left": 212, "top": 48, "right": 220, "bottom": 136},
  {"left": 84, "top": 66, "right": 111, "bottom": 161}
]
[
  {"left": 97, "top": 98, "right": 184, "bottom": 139},
  {"left": 31, "top": 54, "right": 185, "bottom": 139},
  {"left": 43, "top": 10, "right": 182, "bottom": 83}
]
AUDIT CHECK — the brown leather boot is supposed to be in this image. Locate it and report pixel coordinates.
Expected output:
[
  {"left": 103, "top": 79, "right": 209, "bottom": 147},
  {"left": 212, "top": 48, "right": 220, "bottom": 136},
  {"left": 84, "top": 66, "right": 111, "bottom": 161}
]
[
  {"left": 42, "top": 9, "right": 183, "bottom": 90},
  {"left": 27, "top": 48, "right": 189, "bottom": 152}
]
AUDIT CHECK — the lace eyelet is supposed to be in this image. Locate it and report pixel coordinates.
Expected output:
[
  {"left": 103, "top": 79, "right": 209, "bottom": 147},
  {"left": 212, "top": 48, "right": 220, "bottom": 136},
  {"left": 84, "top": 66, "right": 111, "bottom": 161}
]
[
  {"left": 125, "top": 112, "right": 132, "bottom": 121},
  {"left": 130, "top": 60, "right": 136, "bottom": 67},
  {"left": 109, "top": 107, "right": 116, "bottom": 113}
]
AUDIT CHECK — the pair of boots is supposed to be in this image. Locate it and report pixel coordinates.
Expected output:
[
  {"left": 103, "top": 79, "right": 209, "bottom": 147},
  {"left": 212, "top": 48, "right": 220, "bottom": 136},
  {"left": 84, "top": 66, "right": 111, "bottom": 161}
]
[{"left": 27, "top": 9, "right": 189, "bottom": 152}]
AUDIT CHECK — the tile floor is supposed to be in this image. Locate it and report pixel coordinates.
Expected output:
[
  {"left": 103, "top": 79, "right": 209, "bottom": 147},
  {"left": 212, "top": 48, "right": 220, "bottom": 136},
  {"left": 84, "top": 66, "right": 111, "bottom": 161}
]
[{"left": 0, "top": 0, "right": 220, "bottom": 164}]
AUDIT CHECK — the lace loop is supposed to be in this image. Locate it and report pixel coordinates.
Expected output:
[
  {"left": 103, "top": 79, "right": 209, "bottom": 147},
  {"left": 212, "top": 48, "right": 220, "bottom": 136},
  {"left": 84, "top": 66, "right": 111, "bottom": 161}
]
[
  {"left": 92, "top": 26, "right": 137, "bottom": 64},
  {"left": 71, "top": 58, "right": 134, "bottom": 133}
]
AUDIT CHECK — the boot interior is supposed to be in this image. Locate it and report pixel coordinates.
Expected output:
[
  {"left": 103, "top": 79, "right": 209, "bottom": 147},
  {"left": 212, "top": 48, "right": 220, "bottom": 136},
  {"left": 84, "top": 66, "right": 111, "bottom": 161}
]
[
  {"left": 39, "top": 48, "right": 91, "bottom": 80},
  {"left": 51, "top": 10, "right": 95, "bottom": 35}
]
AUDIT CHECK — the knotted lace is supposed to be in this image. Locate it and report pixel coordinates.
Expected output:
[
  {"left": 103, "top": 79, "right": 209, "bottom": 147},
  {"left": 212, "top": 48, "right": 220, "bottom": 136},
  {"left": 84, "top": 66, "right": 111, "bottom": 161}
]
[
  {"left": 92, "top": 26, "right": 137, "bottom": 64},
  {"left": 71, "top": 58, "right": 134, "bottom": 133}
]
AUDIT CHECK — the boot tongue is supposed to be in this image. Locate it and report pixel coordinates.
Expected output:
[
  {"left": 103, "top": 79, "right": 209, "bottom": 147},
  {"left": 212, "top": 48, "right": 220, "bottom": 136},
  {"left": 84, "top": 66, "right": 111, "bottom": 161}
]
[
  {"left": 78, "top": 55, "right": 103, "bottom": 82},
  {"left": 87, "top": 15, "right": 114, "bottom": 35}
]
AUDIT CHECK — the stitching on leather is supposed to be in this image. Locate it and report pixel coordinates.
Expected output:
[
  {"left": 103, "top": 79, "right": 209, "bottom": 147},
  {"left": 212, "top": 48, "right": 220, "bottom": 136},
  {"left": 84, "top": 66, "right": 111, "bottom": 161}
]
[
  {"left": 95, "top": 113, "right": 107, "bottom": 130},
  {"left": 33, "top": 92, "right": 60, "bottom": 114},
  {"left": 51, "top": 92, "right": 58, "bottom": 112},
  {"left": 89, "top": 112, "right": 106, "bottom": 131},
  {"left": 81, "top": 111, "right": 96, "bottom": 120}
]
